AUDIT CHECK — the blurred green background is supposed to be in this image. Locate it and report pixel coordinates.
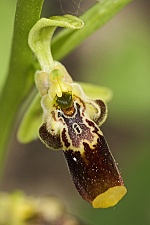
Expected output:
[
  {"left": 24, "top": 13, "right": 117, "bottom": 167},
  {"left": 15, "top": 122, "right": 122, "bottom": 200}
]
[{"left": 0, "top": 0, "right": 150, "bottom": 225}]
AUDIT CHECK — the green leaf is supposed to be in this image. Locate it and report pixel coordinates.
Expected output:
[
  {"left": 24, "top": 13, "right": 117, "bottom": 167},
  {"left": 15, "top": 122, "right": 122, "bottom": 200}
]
[{"left": 52, "top": 0, "right": 132, "bottom": 61}]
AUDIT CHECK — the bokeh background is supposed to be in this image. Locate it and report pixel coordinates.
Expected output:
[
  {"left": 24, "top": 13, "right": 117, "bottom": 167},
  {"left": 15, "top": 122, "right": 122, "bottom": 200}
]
[{"left": 0, "top": 0, "right": 150, "bottom": 224}]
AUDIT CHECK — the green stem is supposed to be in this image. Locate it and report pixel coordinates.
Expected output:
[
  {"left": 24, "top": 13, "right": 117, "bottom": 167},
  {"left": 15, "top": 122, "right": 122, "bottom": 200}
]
[{"left": 0, "top": 0, "right": 44, "bottom": 175}]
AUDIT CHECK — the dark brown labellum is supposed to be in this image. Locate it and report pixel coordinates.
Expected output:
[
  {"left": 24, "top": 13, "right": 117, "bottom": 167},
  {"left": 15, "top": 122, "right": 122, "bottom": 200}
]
[{"left": 39, "top": 96, "right": 127, "bottom": 207}]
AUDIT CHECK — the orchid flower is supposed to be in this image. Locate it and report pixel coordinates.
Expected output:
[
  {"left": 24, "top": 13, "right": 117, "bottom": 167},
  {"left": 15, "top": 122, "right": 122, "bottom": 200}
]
[{"left": 18, "top": 15, "right": 127, "bottom": 208}]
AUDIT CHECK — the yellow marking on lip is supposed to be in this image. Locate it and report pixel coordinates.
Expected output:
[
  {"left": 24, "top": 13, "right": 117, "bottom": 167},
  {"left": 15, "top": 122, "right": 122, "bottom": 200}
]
[{"left": 92, "top": 186, "right": 127, "bottom": 208}]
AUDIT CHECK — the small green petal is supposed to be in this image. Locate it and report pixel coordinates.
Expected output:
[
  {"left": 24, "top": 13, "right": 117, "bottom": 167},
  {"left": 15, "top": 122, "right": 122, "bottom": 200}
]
[
  {"left": 77, "top": 82, "right": 113, "bottom": 102},
  {"left": 17, "top": 94, "right": 42, "bottom": 143}
]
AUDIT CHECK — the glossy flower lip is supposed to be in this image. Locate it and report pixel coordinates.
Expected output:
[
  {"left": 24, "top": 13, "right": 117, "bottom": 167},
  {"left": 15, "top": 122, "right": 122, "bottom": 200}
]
[
  {"left": 40, "top": 93, "right": 127, "bottom": 208},
  {"left": 63, "top": 125, "right": 127, "bottom": 208}
]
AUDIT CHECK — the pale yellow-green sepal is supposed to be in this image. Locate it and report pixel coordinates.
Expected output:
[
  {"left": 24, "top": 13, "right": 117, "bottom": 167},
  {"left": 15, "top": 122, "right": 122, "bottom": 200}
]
[
  {"left": 77, "top": 82, "right": 113, "bottom": 102},
  {"left": 17, "top": 94, "right": 42, "bottom": 143}
]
